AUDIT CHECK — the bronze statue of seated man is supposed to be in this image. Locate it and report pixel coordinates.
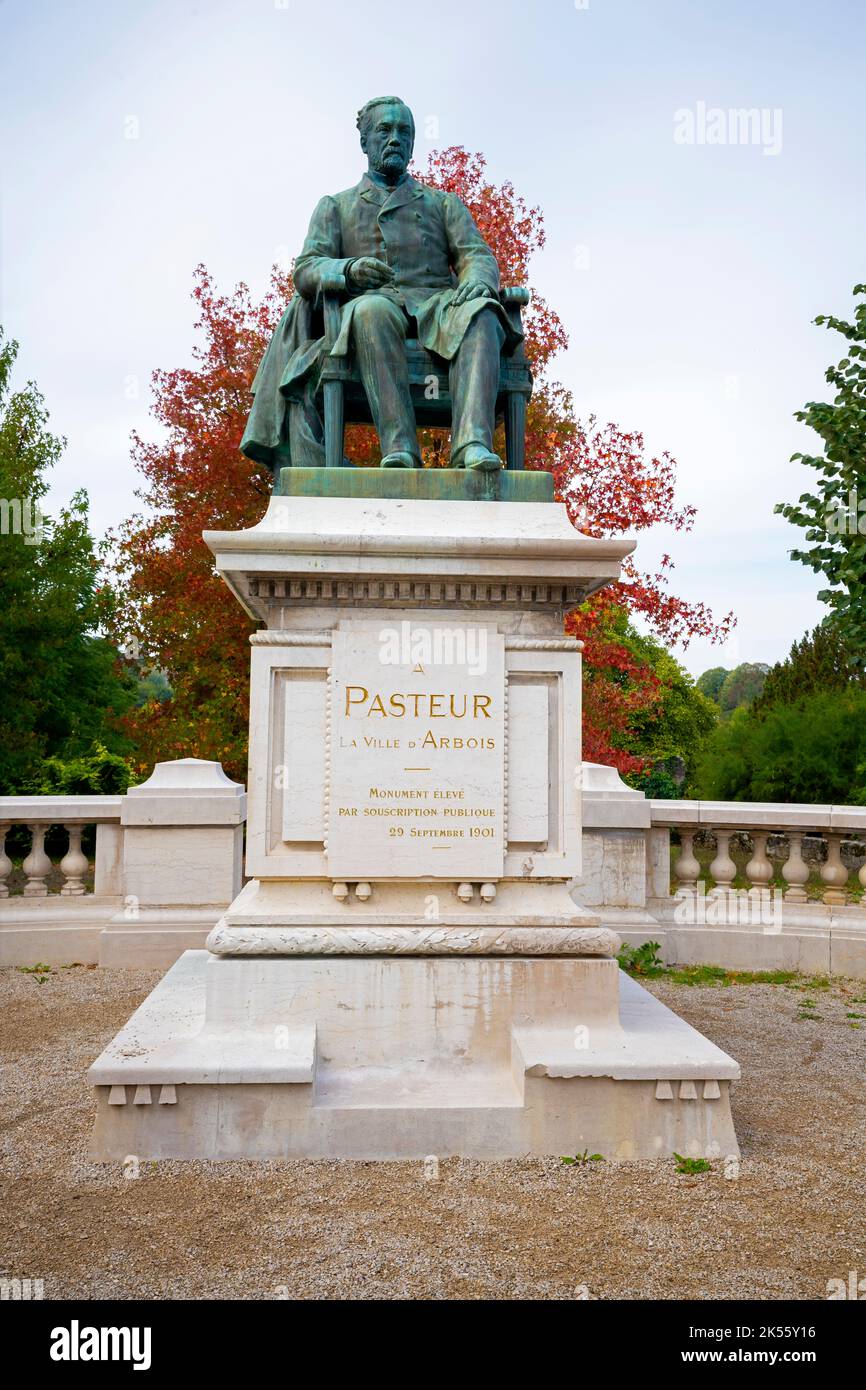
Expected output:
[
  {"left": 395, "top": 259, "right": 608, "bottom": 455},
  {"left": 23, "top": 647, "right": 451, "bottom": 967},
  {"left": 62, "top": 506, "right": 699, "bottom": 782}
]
[{"left": 287, "top": 95, "right": 518, "bottom": 472}]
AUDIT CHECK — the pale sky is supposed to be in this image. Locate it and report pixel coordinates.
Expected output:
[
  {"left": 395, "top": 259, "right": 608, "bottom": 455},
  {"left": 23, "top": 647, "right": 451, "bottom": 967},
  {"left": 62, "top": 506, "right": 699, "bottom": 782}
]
[{"left": 2, "top": 0, "right": 864, "bottom": 675}]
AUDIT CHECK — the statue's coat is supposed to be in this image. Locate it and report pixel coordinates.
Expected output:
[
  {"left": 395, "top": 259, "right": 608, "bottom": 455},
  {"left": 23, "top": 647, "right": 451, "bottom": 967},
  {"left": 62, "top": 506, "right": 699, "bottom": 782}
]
[{"left": 240, "top": 174, "right": 520, "bottom": 469}]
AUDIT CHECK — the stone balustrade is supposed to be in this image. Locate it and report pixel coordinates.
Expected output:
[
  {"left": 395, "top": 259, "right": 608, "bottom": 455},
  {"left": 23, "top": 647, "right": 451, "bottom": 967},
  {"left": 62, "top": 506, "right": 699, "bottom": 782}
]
[
  {"left": 649, "top": 801, "right": 866, "bottom": 906},
  {"left": 0, "top": 797, "right": 123, "bottom": 899},
  {"left": 576, "top": 766, "right": 866, "bottom": 979},
  {"left": 0, "top": 760, "right": 246, "bottom": 969}
]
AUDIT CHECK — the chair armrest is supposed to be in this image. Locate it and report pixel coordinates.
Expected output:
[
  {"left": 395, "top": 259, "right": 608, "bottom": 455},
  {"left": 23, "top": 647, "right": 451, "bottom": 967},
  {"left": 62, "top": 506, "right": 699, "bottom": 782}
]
[{"left": 500, "top": 286, "right": 531, "bottom": 348}]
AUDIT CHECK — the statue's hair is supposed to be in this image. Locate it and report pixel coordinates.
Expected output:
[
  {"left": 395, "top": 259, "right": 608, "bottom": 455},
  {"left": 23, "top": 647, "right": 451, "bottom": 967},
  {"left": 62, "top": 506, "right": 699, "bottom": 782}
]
[{"left": 356, "top": 96, "right": 415, "bottom": 141}]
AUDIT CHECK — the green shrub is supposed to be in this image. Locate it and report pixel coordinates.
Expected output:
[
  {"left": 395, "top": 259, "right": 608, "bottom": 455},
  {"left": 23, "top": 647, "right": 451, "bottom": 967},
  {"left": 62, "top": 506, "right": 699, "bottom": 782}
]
[
  {"left": 626, "top": 766, "right": 680, "bottom": 799},
  {"left": 689, "top": 688, "right": 866, "bottom": 803},
  {"left": 23, "top": 742, "right": 134, "bottom": 796}
]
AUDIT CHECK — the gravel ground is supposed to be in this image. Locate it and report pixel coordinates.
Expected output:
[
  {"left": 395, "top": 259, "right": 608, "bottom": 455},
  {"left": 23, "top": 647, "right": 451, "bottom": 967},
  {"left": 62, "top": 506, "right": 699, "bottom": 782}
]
[{"left": 1, "top": 962, "right": 864, "bottom": 1301}]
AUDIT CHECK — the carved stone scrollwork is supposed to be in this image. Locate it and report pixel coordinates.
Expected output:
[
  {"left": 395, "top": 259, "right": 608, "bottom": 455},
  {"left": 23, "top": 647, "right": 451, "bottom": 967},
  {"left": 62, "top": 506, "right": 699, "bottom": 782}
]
[{"left": 205, "top": 919, "right": 621, "bottom": 958}]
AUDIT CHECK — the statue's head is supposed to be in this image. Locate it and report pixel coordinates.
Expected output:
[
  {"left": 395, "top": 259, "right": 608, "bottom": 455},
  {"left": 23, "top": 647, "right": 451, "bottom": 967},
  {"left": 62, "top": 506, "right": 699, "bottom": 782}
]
[{"left": 357, "top": 96, "right": 415, "bottom": 181}]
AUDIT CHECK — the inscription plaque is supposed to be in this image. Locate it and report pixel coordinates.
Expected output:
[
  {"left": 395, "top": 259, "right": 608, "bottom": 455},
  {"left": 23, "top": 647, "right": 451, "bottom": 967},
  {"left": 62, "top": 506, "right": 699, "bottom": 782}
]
[{"left": 327, "top": 620, "right": 505, "bottom": 879}]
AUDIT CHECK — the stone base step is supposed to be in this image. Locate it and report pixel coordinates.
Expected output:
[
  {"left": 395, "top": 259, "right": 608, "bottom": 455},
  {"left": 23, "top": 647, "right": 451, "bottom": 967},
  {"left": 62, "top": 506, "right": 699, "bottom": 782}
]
[
  {"left": 88, "top": 950, "right": 740, "bottom": 1162},
  {"left": 313, "top": 1070, "right": 524, "bottom": 1110}
]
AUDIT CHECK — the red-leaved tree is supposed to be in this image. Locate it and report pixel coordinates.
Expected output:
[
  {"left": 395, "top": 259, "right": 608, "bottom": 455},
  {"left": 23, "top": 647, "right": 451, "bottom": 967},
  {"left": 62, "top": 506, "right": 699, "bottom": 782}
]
[{"left": 108, "top": 148, "right": 732, "bottom": 779}]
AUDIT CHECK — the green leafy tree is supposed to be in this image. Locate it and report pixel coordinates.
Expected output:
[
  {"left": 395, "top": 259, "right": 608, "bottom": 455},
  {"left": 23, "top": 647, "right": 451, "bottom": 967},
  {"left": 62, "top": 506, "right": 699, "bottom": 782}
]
[
  {"left": 135, "top": 668, "right": 172, "bottom": 707},
  {"left": 776, "top": 283, "right": 866, "bottom": 660},
  {"left": 622, "top": 628, "right": 718, "bottom": 772},
  {"left": 696, "top": 663, "right": 769, "bottom": 712},
  {"left": 690, "top": 689, "right": 866, "bottom": 804},
  {"left": 753, "top": 623, "right": 861, "bottom": 715},
  {"left": 716, "top": 662, "right": 769, "bottom": 713},
  {"left": 695, "top": 666, "right": 729, "bottom": 702},
  {"left": 0, "top": 329, "right": 135, "bottom": 792}
]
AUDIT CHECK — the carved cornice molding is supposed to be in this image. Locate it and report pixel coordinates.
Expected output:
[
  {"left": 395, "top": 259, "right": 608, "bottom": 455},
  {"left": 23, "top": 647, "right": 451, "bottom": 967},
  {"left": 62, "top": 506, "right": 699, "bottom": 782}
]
[
  {"left": 247, "top": 577, "right": 586, "bottom": 609},
  {"left": 250, "top": 631, "right": 581, "bottom": 651}
]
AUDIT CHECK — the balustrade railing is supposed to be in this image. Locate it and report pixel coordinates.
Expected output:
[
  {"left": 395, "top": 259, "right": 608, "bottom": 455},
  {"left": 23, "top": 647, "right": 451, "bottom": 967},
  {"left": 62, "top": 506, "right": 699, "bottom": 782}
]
[
  {"left": 0, "top": 761, "right": 246, "bottom": 969},
  {"left": 0, "top": 797, "right": 123, "bottom": 899},
  {"left": 650, "top": 801, "right": 866, "bottom": 907}
]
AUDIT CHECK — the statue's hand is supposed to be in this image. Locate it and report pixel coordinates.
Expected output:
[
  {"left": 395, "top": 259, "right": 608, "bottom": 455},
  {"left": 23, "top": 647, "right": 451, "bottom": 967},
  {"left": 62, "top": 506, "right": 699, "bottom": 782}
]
[
  {"left": 347, "top": 257, "right": 395, "bottom": 289},
  {"left": 452, "top": 281, "right": 495, "bottom": 306}
]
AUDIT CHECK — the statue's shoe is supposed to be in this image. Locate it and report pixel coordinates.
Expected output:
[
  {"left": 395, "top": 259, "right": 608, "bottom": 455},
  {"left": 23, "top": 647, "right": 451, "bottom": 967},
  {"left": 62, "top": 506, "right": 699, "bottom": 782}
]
[
  {"left": 381, "top": 452, "right": 421, "bottom": 469},
  {"left": 455, "top": 446, "right": 503, "bottom": 472}
]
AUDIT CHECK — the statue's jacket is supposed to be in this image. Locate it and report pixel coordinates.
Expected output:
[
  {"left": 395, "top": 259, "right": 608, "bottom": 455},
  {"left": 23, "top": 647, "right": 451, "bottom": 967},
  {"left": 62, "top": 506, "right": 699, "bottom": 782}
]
[{"left": 241, "top": 174, "right": 520, "bottom": 469}]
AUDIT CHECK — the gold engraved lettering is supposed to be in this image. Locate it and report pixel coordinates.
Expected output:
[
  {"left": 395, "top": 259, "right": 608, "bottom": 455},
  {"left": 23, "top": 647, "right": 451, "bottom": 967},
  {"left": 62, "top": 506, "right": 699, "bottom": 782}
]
[
  {"left": 345, "top": 685, "right": 369, "bottom": 715},
  {"left": 342, "top": 688, "right": 494, "bottom": 720},
  {"left": 421, "top": 731, "right": 496, "bottom": 750}
]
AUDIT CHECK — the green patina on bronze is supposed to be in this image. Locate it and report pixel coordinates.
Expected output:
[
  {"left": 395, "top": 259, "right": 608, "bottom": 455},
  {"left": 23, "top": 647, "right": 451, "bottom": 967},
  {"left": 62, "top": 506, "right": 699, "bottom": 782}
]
[
  {"left": 274, "top": 467, "right": 553, "bottom": 504},
  {"left": 241, "top": 96, "right": 532, "bottom": 478}
]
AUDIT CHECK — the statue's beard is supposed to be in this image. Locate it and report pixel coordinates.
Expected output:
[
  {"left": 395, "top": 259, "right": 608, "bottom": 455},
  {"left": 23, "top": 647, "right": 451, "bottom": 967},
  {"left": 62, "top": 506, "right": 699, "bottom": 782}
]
[{"left": 371, "top": 148, "right": 409, "bottom": 182}]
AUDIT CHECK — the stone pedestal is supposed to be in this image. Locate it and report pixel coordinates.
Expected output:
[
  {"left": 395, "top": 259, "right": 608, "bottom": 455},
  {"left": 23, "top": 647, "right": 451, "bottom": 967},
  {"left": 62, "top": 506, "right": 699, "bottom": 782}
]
[
  {"left": 205, "top": 478, "right": 633, "bottom": 950},
  {"left": 89, "top": 473, "right": 739, "bottom": 1160}
]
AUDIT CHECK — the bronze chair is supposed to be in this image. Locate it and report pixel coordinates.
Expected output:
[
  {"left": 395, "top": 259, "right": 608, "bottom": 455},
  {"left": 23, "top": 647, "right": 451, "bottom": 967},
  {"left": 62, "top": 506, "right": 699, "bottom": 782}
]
[{"left": 317, "top": 275, "right": 533, "bottom": 470}]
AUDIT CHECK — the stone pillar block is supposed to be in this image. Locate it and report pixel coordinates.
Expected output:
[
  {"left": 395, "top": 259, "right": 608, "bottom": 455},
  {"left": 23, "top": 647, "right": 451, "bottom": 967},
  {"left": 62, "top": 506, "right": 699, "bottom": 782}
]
[{"left": 119, "top": 758, "right": 246, "bottom": 907}]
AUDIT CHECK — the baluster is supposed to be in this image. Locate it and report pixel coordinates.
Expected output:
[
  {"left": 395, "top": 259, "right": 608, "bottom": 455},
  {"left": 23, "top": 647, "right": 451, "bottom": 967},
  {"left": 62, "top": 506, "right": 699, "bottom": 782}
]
[
  {"left": 782, "top": 831, "right": 809, "bottom": 902},
  {"left": 745, "top": 831, "right": 773, "bottom": 901},
  {"left": 708, "top": 829, "right": 737, "bottom": 898},
  {"left": 673, "top": 828, "right": 700, "bottom": 895},
  {"left": 22, "top": 824, "right": 51, "bottom": 896},
  {"left": 0, "top": 822, "right": 11, "bottom": 898},
  {"left": 60, "top": 824, "right": 88, "bottom": 896},
  {"left": 821, "top": 832, "right": 849, "bottom": 906}
]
